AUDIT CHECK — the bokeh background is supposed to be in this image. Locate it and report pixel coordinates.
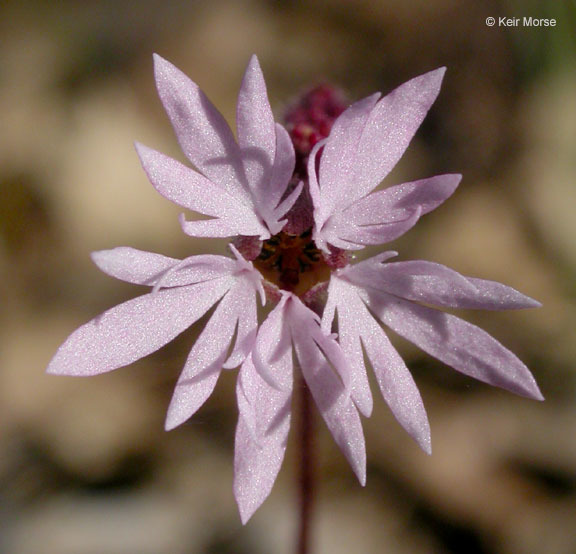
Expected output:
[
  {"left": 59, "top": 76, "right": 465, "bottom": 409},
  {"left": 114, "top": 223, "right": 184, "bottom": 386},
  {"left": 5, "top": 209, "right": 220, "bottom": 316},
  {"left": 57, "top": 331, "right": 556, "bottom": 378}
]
[{"left": 1, "top": 1, "right": 575, "bottom": 553}]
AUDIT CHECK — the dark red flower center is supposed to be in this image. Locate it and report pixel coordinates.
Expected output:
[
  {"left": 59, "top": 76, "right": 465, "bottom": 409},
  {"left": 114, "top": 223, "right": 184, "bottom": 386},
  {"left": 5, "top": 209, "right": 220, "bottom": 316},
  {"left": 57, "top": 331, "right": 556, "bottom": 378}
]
[{"left": 254, "top": 230, "right": 330, "bottom": 296}]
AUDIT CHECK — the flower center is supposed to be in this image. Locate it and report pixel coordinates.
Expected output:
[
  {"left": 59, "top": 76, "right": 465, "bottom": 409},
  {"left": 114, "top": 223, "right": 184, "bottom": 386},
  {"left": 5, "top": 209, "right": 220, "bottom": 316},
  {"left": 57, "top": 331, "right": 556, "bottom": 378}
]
[{"left": 254, "top": 230, "right": 330, "bottom": 296}]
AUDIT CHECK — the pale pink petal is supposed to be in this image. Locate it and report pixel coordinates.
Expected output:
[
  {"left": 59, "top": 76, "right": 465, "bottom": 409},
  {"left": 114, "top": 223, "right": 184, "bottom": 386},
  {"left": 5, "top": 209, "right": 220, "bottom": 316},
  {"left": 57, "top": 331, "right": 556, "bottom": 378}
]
[
  {"left": 323, "top": 279, "right": 373, "bottom": 416},
  {"left": 359, "top": 288, "right": 544, "bottom": 400},
  {"left": 344, "top": 257, "right": 475, "bottom": 301},
  {"left": 252, "top": 295, "right": 293, "bottom": 390},
  {"left": 345, "top": 257, "right": 540, "bottom": 310},
  {"left": 223, "top": 279, "right": 259, "bottom": 369},
  {"left": 236, "top": 55, "right": 276, "bottom": 191},
  {"left": 315, "top": 173, "right": 460, "bottom": 250},
  {"left": 343, "top": 174, "right": 461, "bottom": 224},
  {"left": 234, "top": 355, "right": 291, "bottom": 524},
  {"left": 306, "top": 139, "right": 325, "bottom": 211},
  {"left": 179, "top": 213, "right": 269, "bottom": 240},
  {"left": 136, "top": 143, "right": 267, "bottom": 238},
  {"left": 47, "top": 277, "right": 233, "bottom": 377},
  {"left": 288, "top": 296, "right": 366, "bottom": 485},
  {"left": 348, "top": 68, "right": 446, "bottom": 203},
  {"left": 321, "top": 206, "right": 421, "bottom": 248},
  {"left": 153, "top": 54, "right": 248, "bottom": 201},
  {"left": 326, "top": 277, "right": 430, "bottom": 451},
  {"left": 315, "top": 94, "right": 381, "bottom": 224},
  {"left": 342, "top": 251, "right": 399, "bottom": 271},
  {"left": 91, "top": 248, "right": 236, "bottom": 287},
  {"left": 267, "top": 123, "right": 296, "bottom": 209},
  {"left": 272, "top": 181, "right": 304, "bottom": 226},
  {"left": 460, "top": 277, "right": 542, "bottom": 310},
  {"left": 361, "top": 314, "right": 431, "bottom": 454},
  {"left": 165, "top": 278, "right": 257, "bottom": 430}
]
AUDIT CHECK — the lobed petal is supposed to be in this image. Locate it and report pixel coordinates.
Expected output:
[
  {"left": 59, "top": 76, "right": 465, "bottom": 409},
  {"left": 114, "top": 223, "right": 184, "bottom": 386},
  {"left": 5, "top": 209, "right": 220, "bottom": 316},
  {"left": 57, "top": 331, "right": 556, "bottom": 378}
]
[
  {"left": 234, "top": 355, "right": 292, "bottom": 524},
  {"left": 223, "top": 278, "right": 259, "bottom": 369},
  {"left": 322, "top": 206, "right": 422, "bottom": 248},
  {"left": 322, "top": 278, "right": 373, "bottom": 416},
  {"left": 47, "top": 277, "right": 233, "bottom": 377},
  {"left": 165, "top": 277, "right": 258, "bottom": 430},
  {"left": 267, "top": 123, "right": 297, "bottom": 209},
  {"left": 462, "top": 277, "right": 542, "bottom": 310},
  {"left": 348, "top": 68, "right": 446, "bottom": 203},
  {"left": 315, "top": 173, "right": 459, "bottom": 251},
  {"left": 236, "top": 55, "right": 276, "bottom": 193},
  {"left": 343, "top": 174, "right": 461, "bottom": 225},
  {"left": 136, "top": 143, "right": 267, "bottom": 238},
  {"left": 326, "top": 277, "right": 431, "bottom": 451},
  {"left": 345, "top": 256, "right": 540, "bottom": 310},
  {"left": 288, "top": 296, "right": 366, "bottom": 485},
  {"left": 91, "top": 248, "right": 236, "bottom": 287},
  {"left": 252, "top": 295, "right": 293, "bottom": 390},
  {"left": 315, "top": 93, "right": 381, "bottom": 225},
  {"left": 179, "top": 213, "right": 269, "bottom": 240},
  {"left": 359, "top": 287, "right": 544, "bottom": 400},
  {"left": 153, "top": 54, "right": 248, "bottom": 202}
]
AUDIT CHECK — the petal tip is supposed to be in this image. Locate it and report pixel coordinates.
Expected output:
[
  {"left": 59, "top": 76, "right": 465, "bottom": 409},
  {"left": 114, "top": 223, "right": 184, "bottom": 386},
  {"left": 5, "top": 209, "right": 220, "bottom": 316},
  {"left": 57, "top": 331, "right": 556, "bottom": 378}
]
[
  {"left": 46, "top": 360, "right": 64, "bottom": 375},
  {"left": 152, "top": 52, "right": 169, "bottom": 70},
  {"left": 164, "top": 414, "right": 180, "bottom": 432},
  {"left": 517, "top": 378, "right": 544, "bottom": 402},
  {"left": 236, "top": 498, "right": 257, "bottom": 525},
  {"left": 420, "top": 438, "right": 432, "bottom": 456},
  {"left": 431, "top": 66, "right": 447, "bottom": 80},
  {"left": 247, "top": 53, "right": 260, "bottom": 70}
]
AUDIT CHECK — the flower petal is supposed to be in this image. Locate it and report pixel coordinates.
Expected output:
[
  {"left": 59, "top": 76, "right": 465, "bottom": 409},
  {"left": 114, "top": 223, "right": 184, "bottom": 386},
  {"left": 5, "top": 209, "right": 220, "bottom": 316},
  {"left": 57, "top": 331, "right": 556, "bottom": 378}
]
[
  {"left": 348, "top": 68, "right": 446, "bottom": 202},
  {"left": 359, "top": 287, "right": 544, "bottom": 400},
  {"left": 234, "top": 355, "right": 292, "bottom": 524},
  {"left": 462, "top": 278, "right": 542, "bottom": 310},
  {"left": 47, "top": 277, "right": 233, "bottom": 377},
  {"left": 345, "top": 257, "right": 540, "bottom": 310},
  {"left": 179, "top": 214, "right": 269, "bottom": 240},
  {"left": 165, "top": 277, "right": 257, "bottom": 430},
  {"left": 223, "top": 278, "right": 259, "bottom": 369},
  {"left": 322, "top": 206, "right": 422, "bottom": 248},
  {"left": 326, "top": 277, "right": 431, "bottom": 451},
  {"left": 315, "top": 173, "right": 460, "bottom": 250},
  {"left": 153, "top": 54, "right": 248, "bottom": 202},
  {"left": 136, "top": 143, "right": 267, "bottom": 238},
  {"left": 252, "top": 295, "right": 293, "bottom": 390},
  {"left": 344, "top": 173, "right": 461, "bottom": 225},
  {"left": 91, "top": 248, "right": 236, "bottom": 287},
  {"left": 266, "top": 180, "right": 304, "bottom": 236},
  {"left": 315, "top": 93, "right": 381, "bottom": 224},
  {"left": 236, "top": 55, "right": 276, "bottom": 192},
  {"left": 288, "top": 296, "right": 366, "bottom": 485},
  {"left": 323, "top": 279, "right": 373, "bottom": 417},
  {"left": 267, "top": 123, "right": 296, "bottom": 210}
]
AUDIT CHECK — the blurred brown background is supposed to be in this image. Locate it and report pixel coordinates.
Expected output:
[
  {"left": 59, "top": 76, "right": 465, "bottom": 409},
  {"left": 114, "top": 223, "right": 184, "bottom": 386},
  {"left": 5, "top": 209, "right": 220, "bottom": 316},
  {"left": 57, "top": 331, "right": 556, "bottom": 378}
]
[{"left": 1, "top": 1, "right": 575, "bottom": 553}]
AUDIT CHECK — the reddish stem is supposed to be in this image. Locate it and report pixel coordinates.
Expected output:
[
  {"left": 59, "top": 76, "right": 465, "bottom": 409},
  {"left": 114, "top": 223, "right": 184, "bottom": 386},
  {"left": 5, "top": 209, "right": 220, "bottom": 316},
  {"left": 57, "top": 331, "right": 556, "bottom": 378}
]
[{"left": 297, "top": 375, "right": 315, "bottom": 554}]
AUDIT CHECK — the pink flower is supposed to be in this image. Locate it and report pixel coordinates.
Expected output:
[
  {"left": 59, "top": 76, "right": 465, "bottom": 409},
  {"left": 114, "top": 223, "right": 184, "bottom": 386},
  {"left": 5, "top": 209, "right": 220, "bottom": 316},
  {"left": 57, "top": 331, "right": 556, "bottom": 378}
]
[
  {"left": 48, "top": 55, "right": 298, "bottom": 432},
  {"left": 48, "top": 56, "right": 542, "bottom": 524},
  {"left": 299, "top": 68, "right": 543, "bottom": 455},
  {"left": 235, "top": 67, "right": 542, "bottom": 521}
]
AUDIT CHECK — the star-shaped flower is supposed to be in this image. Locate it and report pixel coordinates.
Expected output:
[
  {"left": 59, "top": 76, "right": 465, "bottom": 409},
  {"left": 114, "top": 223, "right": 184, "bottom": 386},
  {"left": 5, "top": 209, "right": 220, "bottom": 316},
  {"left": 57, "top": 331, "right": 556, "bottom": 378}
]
[
  {"left": 137, "top": 54, "right": 302, "bottom": 240},
  {"left": 48, "top": 56, "right": 542, "bottom": 525},
  {"left": 234, "top": 66, "right": 542, "bottom": 521}
]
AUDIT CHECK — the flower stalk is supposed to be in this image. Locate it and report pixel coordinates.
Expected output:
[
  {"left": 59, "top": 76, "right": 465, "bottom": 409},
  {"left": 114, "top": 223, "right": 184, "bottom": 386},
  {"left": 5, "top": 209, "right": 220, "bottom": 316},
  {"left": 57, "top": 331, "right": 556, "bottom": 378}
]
[
  {"left": 47, "top": 54, "right": 543, "bottom": 538},
  {"left": 297, "top": 375, "right": 315, "bottom": 554}
]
